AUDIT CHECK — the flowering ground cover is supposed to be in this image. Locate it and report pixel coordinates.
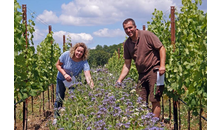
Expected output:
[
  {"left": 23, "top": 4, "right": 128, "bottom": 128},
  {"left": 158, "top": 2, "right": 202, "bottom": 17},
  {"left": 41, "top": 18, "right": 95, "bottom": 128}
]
[{"left": 48, "top": 67, "right": 165, "bottom": 130}]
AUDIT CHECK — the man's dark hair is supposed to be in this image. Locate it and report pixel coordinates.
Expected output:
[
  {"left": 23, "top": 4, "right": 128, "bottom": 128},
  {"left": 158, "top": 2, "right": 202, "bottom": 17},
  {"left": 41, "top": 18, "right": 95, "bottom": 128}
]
[{"left": 123, "top": 18, "right": 136, "bottom": 26}]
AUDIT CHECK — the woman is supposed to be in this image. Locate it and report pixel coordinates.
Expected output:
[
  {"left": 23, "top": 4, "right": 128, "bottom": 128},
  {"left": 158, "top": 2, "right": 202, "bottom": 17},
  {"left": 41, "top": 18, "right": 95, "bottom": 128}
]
[{"left": 54, "top": 42, "right": 94, "bottom": 118}]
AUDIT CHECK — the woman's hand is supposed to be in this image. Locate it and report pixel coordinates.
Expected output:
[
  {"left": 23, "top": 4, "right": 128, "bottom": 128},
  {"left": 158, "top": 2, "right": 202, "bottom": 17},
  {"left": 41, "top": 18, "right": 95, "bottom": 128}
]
[
  {"left": 56, "top": 59, "right": 72, "bottom": 81},
  {"left": 90, "top": 82, "right": 94, "bottom": 89},
  {"left": 84, "top": 70, "right": 94, "bottom": 89},
  {"left": 64, "top": 74, "right": 72, "bottom": 82}
]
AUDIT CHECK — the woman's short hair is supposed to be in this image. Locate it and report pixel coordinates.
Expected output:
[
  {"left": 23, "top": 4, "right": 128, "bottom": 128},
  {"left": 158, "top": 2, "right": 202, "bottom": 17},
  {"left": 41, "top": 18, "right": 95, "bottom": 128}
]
[{"left": 69, "top": 42, "right": 89, "bottom": 61}]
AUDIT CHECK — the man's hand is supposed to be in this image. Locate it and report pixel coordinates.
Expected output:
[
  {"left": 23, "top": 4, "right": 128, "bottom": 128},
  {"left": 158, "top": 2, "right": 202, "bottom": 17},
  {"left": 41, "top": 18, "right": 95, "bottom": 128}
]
[
  {"left": 115, "top": 81, "right": 122, "bottom": 88},
  {"left": 159, "top": 66, "right": 166, "bottom": 76},
  {"left": 116, "top": 59, "right": 131, "bottom": 88}
]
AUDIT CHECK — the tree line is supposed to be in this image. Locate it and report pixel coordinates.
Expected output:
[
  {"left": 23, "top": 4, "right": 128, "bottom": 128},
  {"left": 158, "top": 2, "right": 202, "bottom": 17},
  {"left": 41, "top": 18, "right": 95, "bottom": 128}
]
[{"left": 87, "top": 43, "right": 124, "bottom": 67}]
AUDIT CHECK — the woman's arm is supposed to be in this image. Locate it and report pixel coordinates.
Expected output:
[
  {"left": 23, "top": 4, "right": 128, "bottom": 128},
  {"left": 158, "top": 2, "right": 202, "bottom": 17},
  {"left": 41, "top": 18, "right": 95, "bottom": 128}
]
[
  {"left": 84, "top": 70, "right": 94, "bottom": 89},
  {"left": 56, "top": 59, "right": 72, "bottom": 81}
]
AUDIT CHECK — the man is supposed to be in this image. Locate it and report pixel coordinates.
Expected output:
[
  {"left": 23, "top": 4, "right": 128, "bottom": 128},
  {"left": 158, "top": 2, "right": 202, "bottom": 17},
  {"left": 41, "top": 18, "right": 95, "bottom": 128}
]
[{"left": 116, "top": 18, "right": 166, "bottom": 118}]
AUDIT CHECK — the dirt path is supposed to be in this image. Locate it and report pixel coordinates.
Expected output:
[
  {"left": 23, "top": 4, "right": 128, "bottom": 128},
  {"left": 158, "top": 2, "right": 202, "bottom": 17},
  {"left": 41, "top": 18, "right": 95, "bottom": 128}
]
[{"left": 15, "top": 91, "right": 56, "bottom": 130}]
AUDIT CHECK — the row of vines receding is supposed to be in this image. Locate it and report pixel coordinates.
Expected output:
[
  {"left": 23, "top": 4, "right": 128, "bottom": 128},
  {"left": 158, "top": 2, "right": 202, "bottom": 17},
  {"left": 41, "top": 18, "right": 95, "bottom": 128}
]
[{"left": 14, "top": 0, "right": 61, "bottom": 103}]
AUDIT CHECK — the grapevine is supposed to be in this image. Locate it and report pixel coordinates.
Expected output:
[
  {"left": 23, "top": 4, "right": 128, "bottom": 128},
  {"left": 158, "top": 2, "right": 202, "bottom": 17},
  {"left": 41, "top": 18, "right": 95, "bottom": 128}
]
[
  {"left": 14, "top": 0, "right": 39, "bottom": 101},
  {"left": 36, "top": 32, "right": 61, "bottom": 91},
  {"left": 147, "top": 0, "right": 207, "bottom": 116},
  {"left": 14, "top": 0, "right": 61, "bottom": 102}
]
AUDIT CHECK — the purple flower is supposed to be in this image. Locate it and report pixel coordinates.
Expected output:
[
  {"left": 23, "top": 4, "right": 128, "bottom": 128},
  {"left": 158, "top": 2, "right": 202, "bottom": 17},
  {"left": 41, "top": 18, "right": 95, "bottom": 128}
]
[
  {"left": 105, "top": 92, "right": 109, "bottom": 96},
  {"left": 94, "top": 120, "right": 106, "bottom": 129},
  {"left": 113, "top": 113, "right": 119, "bottom": 117},
  {"left": 99, "top": 83, "right": 104, "bottom": 87},
  {"left": 120, "top": 97, "right": 125, "bottom": 100},
  {"left": 108, "top": 125, "right": 112, "bottom": 128},
  {"left": 88, "top": 92, "right": 93, "bottom": 97},
  {"left": 137, "top": 97, "right": 143, "bottom": 103},
  {"left": 151, "top": 117, "right": 159, "bottom": 124},
  {"left": 142, "top": 115, "right": 146, "bottom": 120},
  {"left": 90, "top": 112, "right": 95, "bottom": 115},
  {"left": 69, "top": 95, "right": 76, "bottom": 99},
  {"left": 146, "top": 113, "right": 153, "bottom": 119},
  {"left": 125, "top": 101, "right": 133, "bottom": 106},
  {"left": 91, "top": 97, "right": 96, "bottom": 101},
  {"left": 96, "top": 69, "right": 101, "bottom": 72},
  {"left": 97, "top": 115, "right": 101, "bottom": 118},
  {"left": 100, "top": 89, "right": 105, "bottom": 93},
  {"left": 124, "top": 122, "right": 130, "bottom": 128},
  {"left": 149, "top": 126, "right": 160, "bottom": 130},
  {"left": 116, "top": 123, "right": 123, "bottom": 128},
  {"left": 102, "top": 99, "right": 107, "bottom": 105},
  {"left": 99, "top": 107, "right": 107, "bottom": 114},
  {"left": 123, "top": 93, "right": 129, "bottom": 97}
]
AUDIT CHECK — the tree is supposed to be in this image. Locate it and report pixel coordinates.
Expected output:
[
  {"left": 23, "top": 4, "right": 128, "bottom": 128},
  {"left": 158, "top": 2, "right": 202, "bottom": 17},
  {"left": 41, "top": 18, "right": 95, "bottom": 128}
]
[
  {"left": 88, "top": 50, "right": 110, "bottom": 67},
  {"left": 88, "top": 43, "right": 124, "bottom": 67},
  {"left": 95, "top": 45, "right": 103, "bottom": 50}
]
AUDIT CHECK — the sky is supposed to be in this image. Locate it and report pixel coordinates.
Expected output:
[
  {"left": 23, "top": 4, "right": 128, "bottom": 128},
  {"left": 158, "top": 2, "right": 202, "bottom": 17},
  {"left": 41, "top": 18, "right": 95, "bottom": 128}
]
[{"left": 15, "top": 0, "right": 207, "bottom": 51}]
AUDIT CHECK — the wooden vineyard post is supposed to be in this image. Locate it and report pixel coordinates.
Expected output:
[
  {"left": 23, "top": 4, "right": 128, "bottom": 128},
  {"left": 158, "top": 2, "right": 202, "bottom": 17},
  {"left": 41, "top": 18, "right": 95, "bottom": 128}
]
[
  {"left": 123, "top": 42, "right": 125, "bottom": 58},
  {"left": 14, "top": 105, "right": 16, "bottom": 130},
  {"left": 23, "top": 99, "right": 28, "bottom": 130},
  {"left": 171, "top": 6, "right": 178, "bottom": 130},
  {"left": 173, "top": 98, "right": 178, "bottom": 130},
  {"left": 118, "top": 48, "right": 120, "bottom": 59},
  {"left": 188, "top": 110, "right": 190, "bottom": 130},
  {"left": 48, "top": 83, "right": 50, "bottom": 109},
  {"left": 22, "top": 4, "right": 28, "bottom": 130},
  {"left": 49, "top": 25, "right": 55, "bottom": 105},
  {"left": 39, "top": 96, "right": 41, "bottom": 115},
  {"left": 171, "top": 6, "right": 176, "bottom": 52},
  {"left": 48, "top": 25, "right": 52, "bottom": 110},
  {"left": 169, "top": 98, "right": 172, "bottom": 124},
  {"left": 178, "top": 101, "right": 181, "bottom": 130},
  {"left": 51, "top": 85, "right": 54, "bottom": 105},
  {"left": 32, "top": 97, "right": 33, "bottom": 114},
  {"left": 161, "top": 96, "right": 164, "bottom": 122},
  {"left": 199, "top": 105, "right": 203, "bottom": 130},
  {"left": 63, "top": 35, "right": 65, "bottom": 52},
  {"left": 22, "top": 4, "right": 28, "bottom": 48},
  {"left": 51, "top": 85, "right": 54, "bottom": 104},
  {"left": 143, "top": 25, "right": 146, "bottom": 30},
  {"left": 43, "top": 92, "right": 45, "bottom": 117}
]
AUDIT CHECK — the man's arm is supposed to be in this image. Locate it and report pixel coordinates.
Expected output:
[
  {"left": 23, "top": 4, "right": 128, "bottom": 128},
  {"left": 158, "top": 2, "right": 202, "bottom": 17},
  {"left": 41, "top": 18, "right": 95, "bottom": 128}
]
[
  {"left": 117, "top": 59, "right": 132, "bottom": 83},
  {"left": 159, "top": 46, "right": 166, "bottom": 75}
]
